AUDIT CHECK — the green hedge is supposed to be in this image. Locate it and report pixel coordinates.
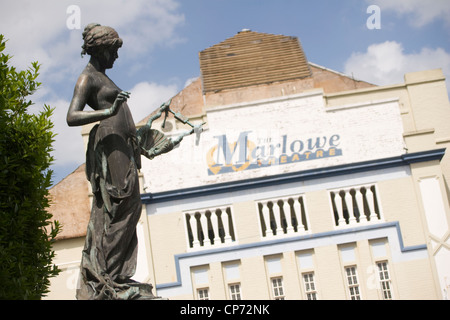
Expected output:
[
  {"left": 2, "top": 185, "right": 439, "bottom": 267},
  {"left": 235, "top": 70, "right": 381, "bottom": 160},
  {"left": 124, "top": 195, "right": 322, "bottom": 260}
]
[{"left": 0, "top": 34, "right": 61, "bottom": 299}]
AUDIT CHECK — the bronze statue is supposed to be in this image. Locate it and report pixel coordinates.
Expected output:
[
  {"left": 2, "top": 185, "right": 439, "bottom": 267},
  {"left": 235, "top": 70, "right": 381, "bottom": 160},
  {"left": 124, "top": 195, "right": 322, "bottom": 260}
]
[{"left": 67, "top": 23, "right": 195, "bottom": 300}]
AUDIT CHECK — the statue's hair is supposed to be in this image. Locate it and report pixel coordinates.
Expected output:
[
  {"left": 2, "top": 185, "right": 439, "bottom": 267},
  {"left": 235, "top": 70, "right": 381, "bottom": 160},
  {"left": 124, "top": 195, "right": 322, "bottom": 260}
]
[{"left": 81, "top": 23, "right": 123, "bottom": 57}]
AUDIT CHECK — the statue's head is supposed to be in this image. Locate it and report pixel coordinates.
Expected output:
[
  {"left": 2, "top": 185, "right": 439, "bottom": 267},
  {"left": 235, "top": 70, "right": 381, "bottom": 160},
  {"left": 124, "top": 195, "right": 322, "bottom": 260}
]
[{"left": 81, "top": 23, "right": 123, "bottom": 69}]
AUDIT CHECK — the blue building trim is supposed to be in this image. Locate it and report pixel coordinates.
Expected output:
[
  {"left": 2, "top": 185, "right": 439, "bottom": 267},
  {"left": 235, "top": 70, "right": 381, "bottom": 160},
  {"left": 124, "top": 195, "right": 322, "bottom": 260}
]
[
  {"left": 141, "top": 148, "right": 445, "bottom": 204},
  {"left": 155, "top": 221, "right": 428, "bottom": 290}
]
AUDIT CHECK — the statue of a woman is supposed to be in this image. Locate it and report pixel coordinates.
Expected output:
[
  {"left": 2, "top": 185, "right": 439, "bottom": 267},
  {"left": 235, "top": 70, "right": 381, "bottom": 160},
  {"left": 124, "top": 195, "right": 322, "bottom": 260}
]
[{"left": 67, "top": 23, "right": 191, "bottom": 300}]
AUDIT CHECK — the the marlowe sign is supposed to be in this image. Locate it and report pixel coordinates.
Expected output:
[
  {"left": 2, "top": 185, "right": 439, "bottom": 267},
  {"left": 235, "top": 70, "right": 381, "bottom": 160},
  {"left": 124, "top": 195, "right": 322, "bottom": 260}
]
[
  {"left": 140, "top": 92, "right": 405, "bottom": 193},
  {"left": 207, "top": 131, "right": 342, "bottom": 175}
]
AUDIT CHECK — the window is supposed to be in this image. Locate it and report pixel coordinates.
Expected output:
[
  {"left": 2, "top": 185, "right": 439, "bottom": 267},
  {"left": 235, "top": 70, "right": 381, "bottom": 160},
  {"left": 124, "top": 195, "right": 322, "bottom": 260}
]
[
  {"left": 302, "top": 273, "right": 317, "bottom": 300},
  {"left": 377, "top": 261, "right": 393, "bottom": 300},
  {"left": 197, "top": 288, "right": 209, "bottom": 300},
  {"left": 345, "top": 266, "right": 361, "bottom": 300},
  {"left": 229, "top": 283, "right": 242, "bottom": 300},
  {"left": 297, "top": 250, "right": 318, "bottom": 300},
  {"left": 192, "top": 266, "right": 210, "bottom": 299},
  {"left": 271, "top": 277, "right": 285, "bottom": 300},
  {"left": 223, "top": 261, "right": 242, "bottom": 300},
  {"left": 265, "top": 255, "right": 285, "bottom": 299}
]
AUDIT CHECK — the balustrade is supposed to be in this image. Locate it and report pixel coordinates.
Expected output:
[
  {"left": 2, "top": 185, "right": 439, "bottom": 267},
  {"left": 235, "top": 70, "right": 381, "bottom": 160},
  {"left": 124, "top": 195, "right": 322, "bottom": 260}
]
[
  {"left": 257, "top": 196, "right": 308, "bottom": 238},
  {"left": 330, "top": 184, "right": 382, "bottom": 227},
  {"left": 185, "top": 207, "right": 235, "bottom": 249}
]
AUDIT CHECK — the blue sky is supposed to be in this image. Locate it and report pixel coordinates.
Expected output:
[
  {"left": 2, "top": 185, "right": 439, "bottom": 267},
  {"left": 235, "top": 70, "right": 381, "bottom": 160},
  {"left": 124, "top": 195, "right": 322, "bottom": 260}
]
[{"left": 1, "top": 0, "right": 449, "bottom": 185}]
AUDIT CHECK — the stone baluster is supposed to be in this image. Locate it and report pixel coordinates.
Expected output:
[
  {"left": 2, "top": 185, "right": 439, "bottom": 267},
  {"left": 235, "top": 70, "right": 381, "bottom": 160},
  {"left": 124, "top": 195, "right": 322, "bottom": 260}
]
[
  {"left": 210, "top": 209, "right": 221, "bottom": 245},
  {"left": 292, "top": 197, "right": 305, "bottom": 232},
  {"left": 366, "top": 186, "right": 378, "bottom": 221},
  {"left": 333, "top": 192, "right": 346, "bottom": 226},
  {"left": 199, "top": 210, "right": 210, "bottom": 246},
  {"left": 261, "top": 201, "right": 273, "bottom": 237},
  {"left": 343, "top": 189, "right": 357, "bottom": 225},
  {"left": 271, "top": 201, "right": 284, "bottom": 235},
  {"left": 189, "top": 212, "right": 200, "bottom": 248},
  {"left": 355, "top": 188, "right": 367, "bottom": 223},
  {"left": 280, "top": 198, "right": 295, "bottom": 234},
  {"left": 220, "top": 207, "right": 232, "bottom": 243}
]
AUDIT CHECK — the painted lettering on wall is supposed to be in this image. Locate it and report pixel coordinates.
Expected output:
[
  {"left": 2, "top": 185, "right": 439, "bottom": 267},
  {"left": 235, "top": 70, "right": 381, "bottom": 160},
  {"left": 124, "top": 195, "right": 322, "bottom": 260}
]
[{"left": 206, "top": 131, "right": 342, "bottom": 175}]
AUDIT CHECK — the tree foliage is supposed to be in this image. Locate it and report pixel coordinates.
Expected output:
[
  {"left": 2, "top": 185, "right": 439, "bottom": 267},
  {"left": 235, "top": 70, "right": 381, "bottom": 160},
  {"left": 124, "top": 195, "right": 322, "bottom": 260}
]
[{"left": 0, "top": 34, "right": 60, "bottom": 299}]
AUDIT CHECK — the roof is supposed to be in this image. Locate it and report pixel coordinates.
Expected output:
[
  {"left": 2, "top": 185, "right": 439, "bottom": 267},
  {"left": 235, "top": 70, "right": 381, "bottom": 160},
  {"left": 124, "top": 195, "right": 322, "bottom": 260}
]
[{"left": 199, "top": 30, "right": 312, "bottom": 93}]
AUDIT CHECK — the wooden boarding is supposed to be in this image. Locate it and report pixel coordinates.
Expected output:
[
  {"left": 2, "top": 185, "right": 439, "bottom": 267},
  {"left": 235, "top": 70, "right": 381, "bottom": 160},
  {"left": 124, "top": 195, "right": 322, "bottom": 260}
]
[{"left": 199, "top": 30, "right": 312, "bottom": 93}]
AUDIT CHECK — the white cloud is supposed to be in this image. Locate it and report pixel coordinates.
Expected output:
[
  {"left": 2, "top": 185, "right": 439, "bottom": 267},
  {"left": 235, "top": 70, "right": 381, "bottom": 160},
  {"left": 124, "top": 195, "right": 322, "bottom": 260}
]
[
  {"left": 1, "top": 1, "right": 67, "bottom": 71},
  {"left": 49, "top": 100, "right": 85, "bottom": 165},
  {"left": 28, "top": 98, "right": 85, "bottom": 168},
  {"left": 77, "top": 0, "right": 186, "bottom": 58},
  {"left": 369, "top": 0, "right": 450, "bottom": 27},
  {"left": 344, "top": 41, "right": 450, "bottom": 89},
  {"left": 126, "top": 81, "right": 179, "bottom": 123}
]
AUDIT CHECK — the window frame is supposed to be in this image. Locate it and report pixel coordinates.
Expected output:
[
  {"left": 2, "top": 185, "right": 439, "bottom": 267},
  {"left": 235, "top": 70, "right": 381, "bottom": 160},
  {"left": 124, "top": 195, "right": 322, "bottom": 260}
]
[
  {"left": 302, "top": 272, "right": 318, "bottom": 300},
  {"left": 229, "top": 283, "right": 242, "bottom": 300},
  {"left": 344, "top": 265, "right": 362, "bottom": 300},
  {"left": 271, "top": 277, "right": 285, "bottom": 300},
  {"left": 376, "top": 261, "right": 393, "bottom": 300},
  {"left": 197, "top": 287, "right": 210, "bottom": 300}
]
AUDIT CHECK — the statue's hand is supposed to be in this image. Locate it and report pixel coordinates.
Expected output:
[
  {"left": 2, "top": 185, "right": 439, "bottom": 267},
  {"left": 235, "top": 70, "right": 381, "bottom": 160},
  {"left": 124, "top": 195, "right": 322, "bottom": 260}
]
[
  {"left": 108, "top": 91, "right": 130, "bottom": 116},
  {"left": 159, "top": 98, "right": 172, "bottom": 112}
]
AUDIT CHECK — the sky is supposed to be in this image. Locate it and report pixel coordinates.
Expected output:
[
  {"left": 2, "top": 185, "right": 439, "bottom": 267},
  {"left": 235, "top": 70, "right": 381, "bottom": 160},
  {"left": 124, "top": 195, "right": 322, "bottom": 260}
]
[{"left": 1, "top": 0, "right": 449, "bottom": 186}]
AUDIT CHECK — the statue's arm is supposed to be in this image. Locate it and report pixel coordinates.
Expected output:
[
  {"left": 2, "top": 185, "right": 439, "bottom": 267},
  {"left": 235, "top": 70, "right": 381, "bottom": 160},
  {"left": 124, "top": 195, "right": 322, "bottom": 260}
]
[
  {"left": 171, "top": 127, "right": 195, "bottom": 146},
  {"left": 66, "top": 74, "right": 128, "bottom": 127}
]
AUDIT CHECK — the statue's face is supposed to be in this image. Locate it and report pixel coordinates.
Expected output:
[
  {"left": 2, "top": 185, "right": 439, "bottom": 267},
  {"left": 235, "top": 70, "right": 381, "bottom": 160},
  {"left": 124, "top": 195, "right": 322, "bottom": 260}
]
[{"left": 98, "top": 46, "right": 119, "bottom": 69}]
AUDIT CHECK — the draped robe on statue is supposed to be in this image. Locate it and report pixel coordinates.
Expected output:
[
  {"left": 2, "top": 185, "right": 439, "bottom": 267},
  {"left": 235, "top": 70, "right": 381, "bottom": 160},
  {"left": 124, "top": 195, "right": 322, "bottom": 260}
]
[{"left": 76, "top": 108, "right": 174, "bottom": 300}]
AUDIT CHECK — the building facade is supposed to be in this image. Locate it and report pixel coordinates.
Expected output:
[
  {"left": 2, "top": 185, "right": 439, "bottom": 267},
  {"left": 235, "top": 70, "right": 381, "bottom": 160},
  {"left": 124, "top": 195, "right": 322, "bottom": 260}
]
[{"left": 46, "top": 30, "right": 450, "bottom": 300}]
